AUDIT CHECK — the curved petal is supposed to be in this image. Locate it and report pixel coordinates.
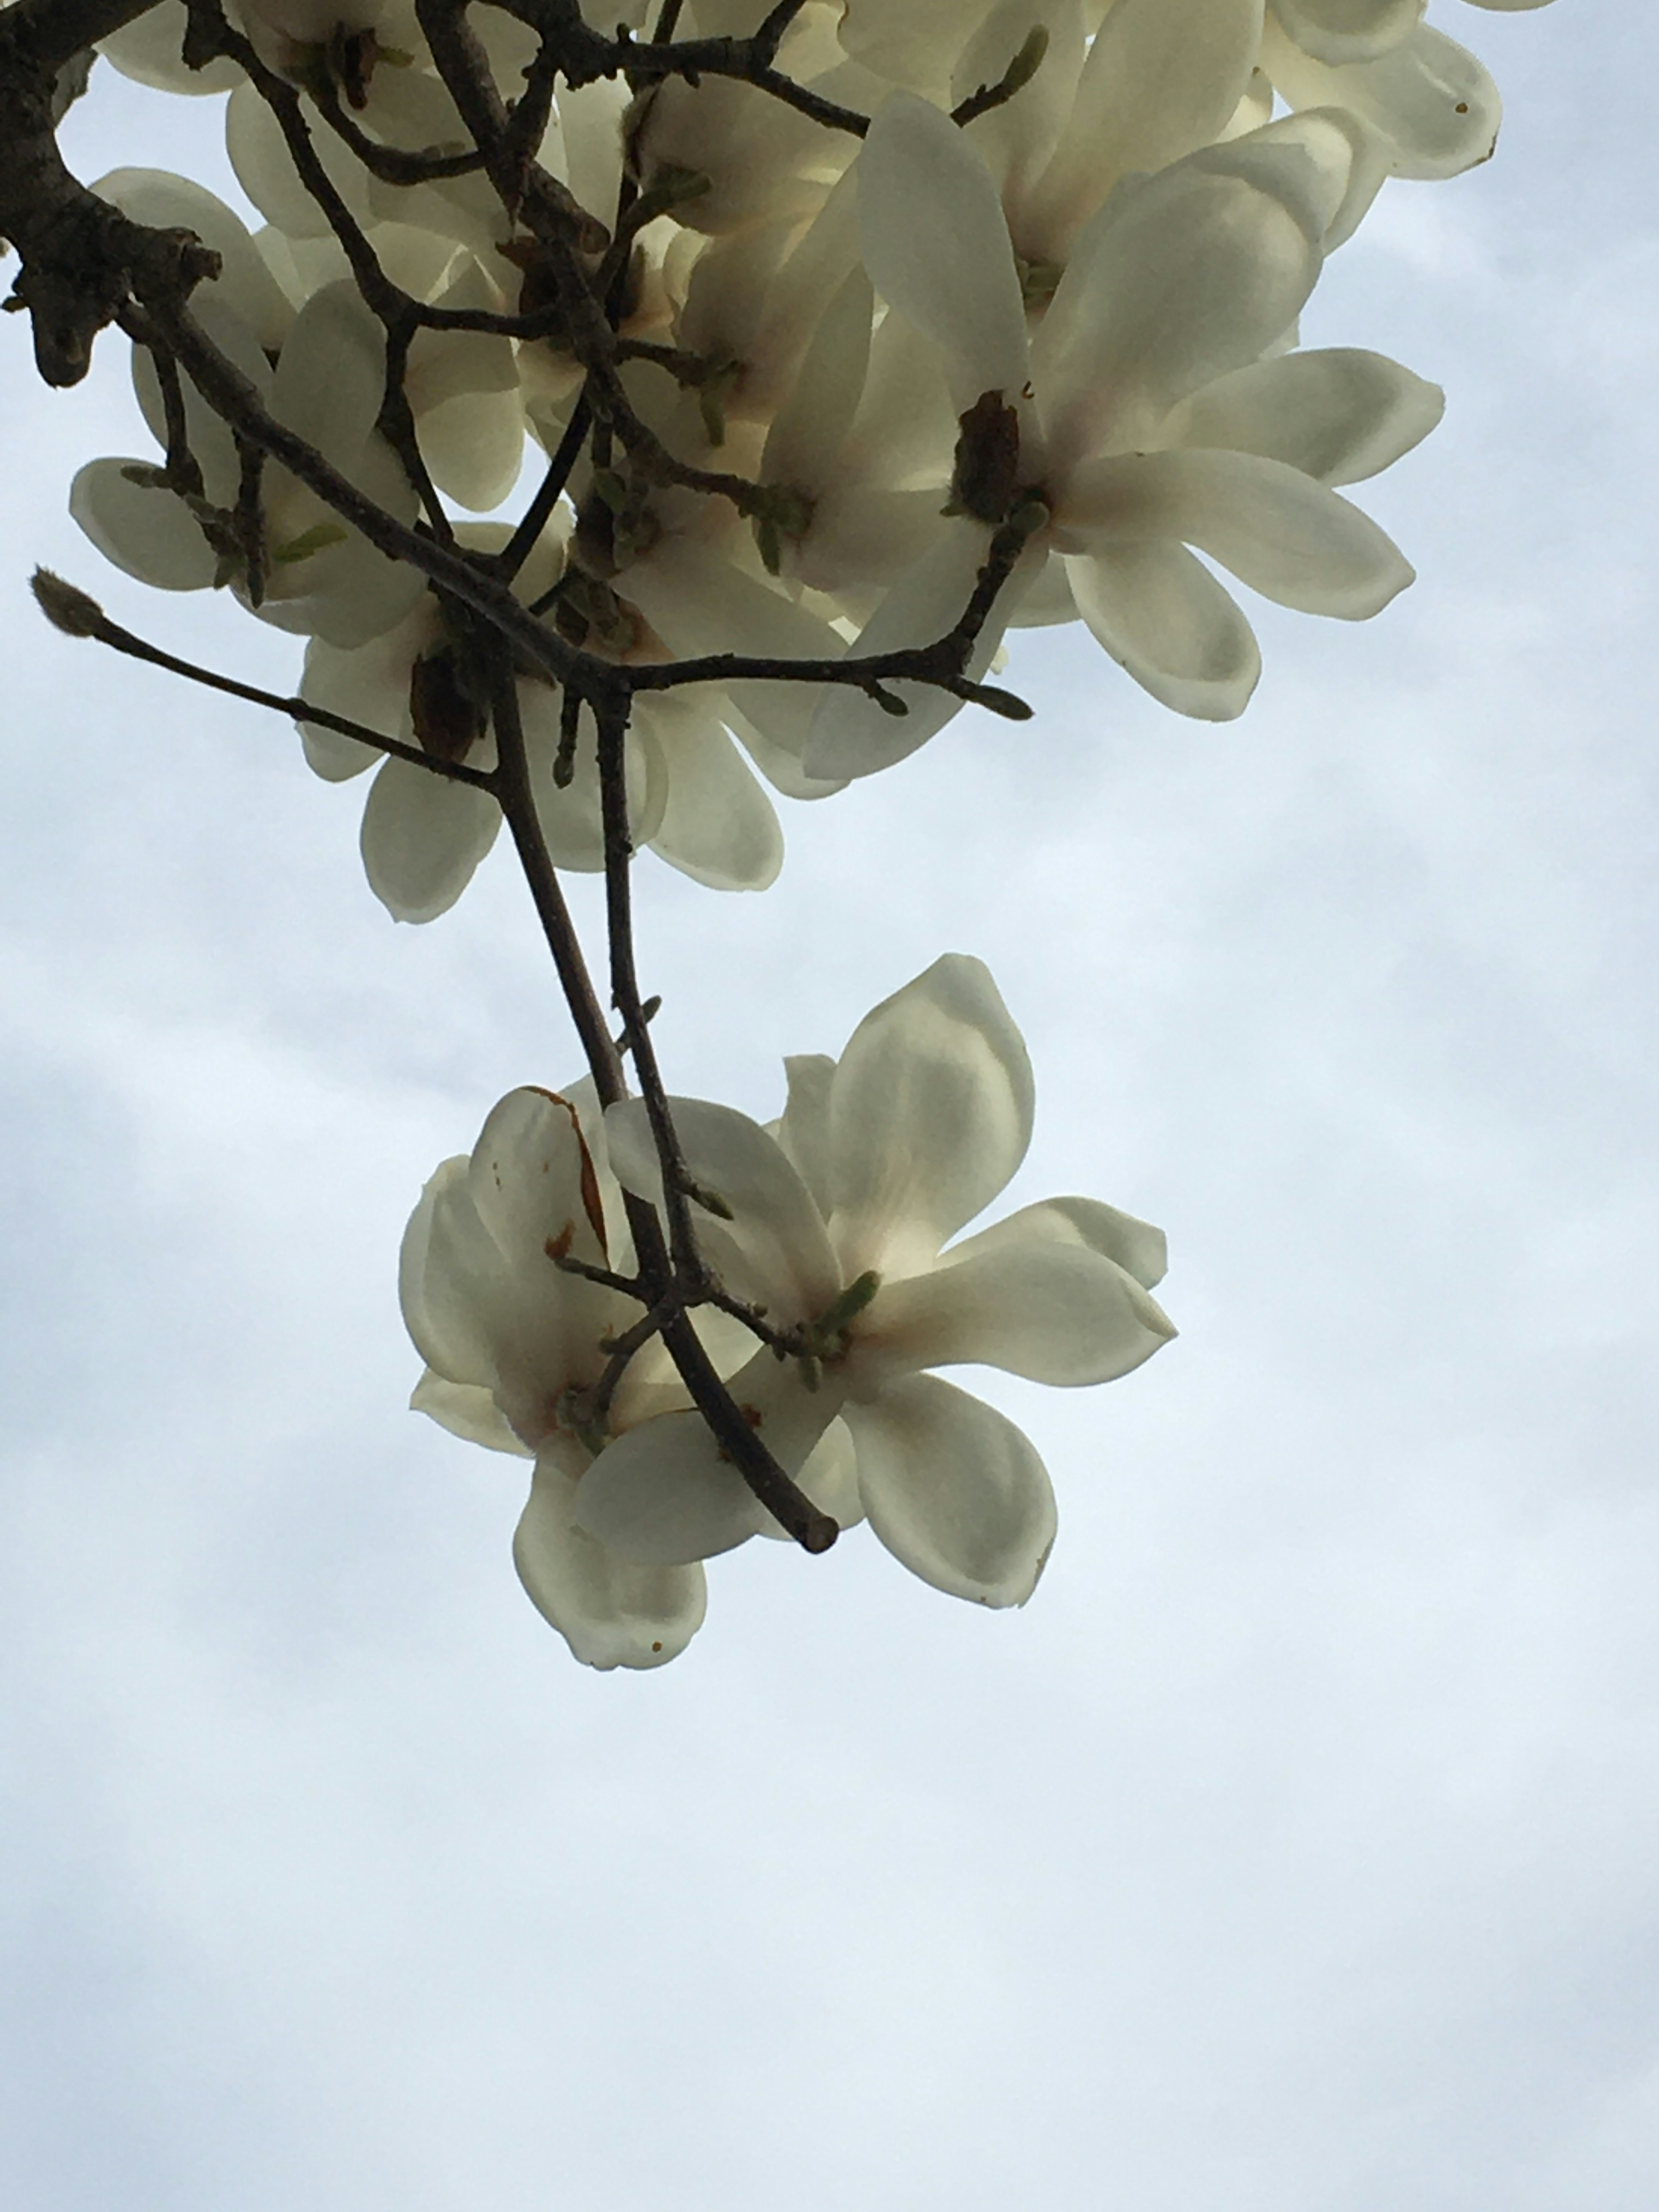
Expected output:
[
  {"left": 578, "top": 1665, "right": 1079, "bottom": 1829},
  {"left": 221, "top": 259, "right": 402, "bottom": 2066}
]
[
  {"left": 93, "top": 168, "right": 291, "bottom": 352},
  {"left": 847, "top": 1373, "right": 1056, "bottom": 1608},
  {"left": 1031, "top": 0, "right": 1265, "bottom": 252},
  {"left": 775, "top": 1053, "right": 836, "bottom": 1214},
  {"left": 410, "top": 1368, "right": 530, "bottom": 1457},
  {"left": 801, "top": 526, "right": 1036, "bottom": 783},
  {"left": 857, "top": 92, "right": 1030, "bottom": 409},
  {"left": 100, "top": 3, "right": 243, "bottom": 95},
  {"left": 945, "top": 1195, "right": 1170, "bottom": 1292},
  {"left": 574, "top": 1354, "right": 841, "bottom": 1564},
  {"left": 1271, "top": 0, "right": 1423, "bottom": 67},
  {"left": 645, "top": 701, "right": 785, "bottom": 892},
  {"left": 519, "top": 684, "right": 667, "bottom": 871},
  {"left": 1033, "top": 149, "right": 1329, "bottom": 466},
  {"left": 761, "top": 265, "right": 874, "bottom": 495},
  {"left": 359, "top": 756, "right": 502, "bottom": 923},
  {"left": 1064, "top": 540, "right": 1261, "bottom": 721},
  {"left": 1162, "top": 347, "right": 1444, "bottom": 485},
  {"left": 416, "top": 391, "right": 527, "bottom": 514},
  {"left": 1064, "top": 448, "right": 1414, "bottom": 617},
  {"left": 515, "top": 1451, "right": 708, "bottom": 1669},
  {"left": 624, "top": 538, "right": 847, "bottom": 756},
  {"left": 399, "top": 1155, "right": 508, "bottom": 1388},
  {"left": 827, "top": 953, "right": 1035, "bottom": 1276},
  {"left": 69, "top": 459, "right": 217, "bottom": 591},
  {"left": 1263, "top": 22, "right": 1503, "bottom": 181},
  {"left": 864, "top": 1241, "right": 1175, "bottom": 1386},
  {"left": 467, "top": 1087, "right": 611, "bottom": 1276},
  {"left": 604, "top": 1097, "right": 842, "bottom": 1321},
  {"left": 270, "top": 281, "right": 388, "bottom": 464},
  {"left": 299, "top": 614, "right": 432, "bottom": 779}
]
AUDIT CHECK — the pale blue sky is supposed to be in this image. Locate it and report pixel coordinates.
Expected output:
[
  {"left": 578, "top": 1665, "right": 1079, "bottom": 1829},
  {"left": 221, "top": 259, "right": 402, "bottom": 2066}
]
[{"left": 3, "top": 10, "right": 1656, "bottom": 2207}]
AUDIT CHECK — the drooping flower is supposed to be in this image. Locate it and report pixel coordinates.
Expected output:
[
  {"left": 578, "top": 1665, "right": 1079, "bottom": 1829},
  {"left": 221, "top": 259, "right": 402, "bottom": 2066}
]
[
  {"left": 581, "top": 955, "right": 1175, "bottom": 1607},
  {"left": 799, "top": 91, "right": 1437, "bottom": 778}
]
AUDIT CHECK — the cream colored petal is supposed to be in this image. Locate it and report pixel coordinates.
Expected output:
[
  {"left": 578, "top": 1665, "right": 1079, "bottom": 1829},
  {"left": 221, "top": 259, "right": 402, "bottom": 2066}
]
[
  {"left": 857, "top": 92, "right": 1030, "bottom": 409},
  {"left": 1163, "top": 347, "right": 1444, "bottom": 484},
  {"left": 645, "top": 702, "right": 785, "bottom": 893},
  {"left": 867, "top": 1241, "right": 1174, "bottom": 1386},
  {"left": 410, "top": 1369, "right": 530, "bottom": 1457},
  {"left": 359, "top": 756, "right": 502, "bottom": 923},
  {"left": 845, "top": 1375, "right": 1056, "bottom": 1608},
  {"left": 1070, "top": 447, "right": 1414, "bottom": 617},
  {"left": 1030, "top": 0, "right": 1265, "bottom": 254},
  {"left": 827, "top": 953, "right": 1034, "bottom": 1275},
  {"left": 515, "top": 1451, "right": 708, "bottom": 1669},
  {"left": 1064, "top": 541, "right": 1261, "bottom": 721},
  {"left": 945, "top": 1195, "right": 1169, "bottom": 1292},
  {"left": 1263, "top": 21, "right": 1503, "bottom": 181},
  {"left": 1271, "top": 0, "right": 1423, "bottom": 66}
]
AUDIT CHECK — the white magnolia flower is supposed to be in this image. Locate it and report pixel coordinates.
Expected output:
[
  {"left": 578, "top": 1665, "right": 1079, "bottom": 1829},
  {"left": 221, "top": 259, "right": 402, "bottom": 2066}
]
[
  {"left": 298, "top": 523, "right": 785, "bottom": 921},
  {"left": 582, "top": 955, "right": 1175, "bottom": 1608},
  {"left": 68, "top": 182, "right": 429, "bottom": 649},
  {"left": 401, "top": 1082, "right": 711, "bottom": 1669},
  {"left": 1261, "top": 5, "right": 1511, "bottom": 180},
  {"left": 1270, "top": 0, "right": 1551, "bottom": 73},
  {"left": 801, "top": 93, "right": 1437, "bottom": 778}
]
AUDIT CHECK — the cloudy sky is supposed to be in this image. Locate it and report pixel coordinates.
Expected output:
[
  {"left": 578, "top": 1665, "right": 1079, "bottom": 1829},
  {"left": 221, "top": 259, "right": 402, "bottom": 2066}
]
[{"left": 2, "top": 9, "right": 1655, "bottom": 2208}]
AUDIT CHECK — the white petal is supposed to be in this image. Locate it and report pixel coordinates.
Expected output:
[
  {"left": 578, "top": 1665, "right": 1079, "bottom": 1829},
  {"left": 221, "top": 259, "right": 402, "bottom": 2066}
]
[
  {"left": 518, "top": 684, "right": 666, "bottom": 871},
  {"left": 604, "top": 1096, "right": 842, "bottom": 1321},
  {"left": 467, "top": 1086, "right": 612, "bottom": 1277},
  {"left": 644, "top": 699, "right": 784, "bottom": 892},
  {"left": 69, "top": 459, "right": 216, "bottom": 591},
  {"left": 270, "top": 282, "right": 387, "bottom": 464},
  {"left": 775, "top": 1053, "right": 836, "bottom": 1215},
  {"left": 299, "top": 614, "right": 432, "bottom": 779},
  {"left": 410, "top": 1369, "right": 530, "bottom": 1457},
  {"left": 846, "top": 1374, "right": 1056, "bottom": 1607},
  {"left": 574, "top": 1354, "right": 840, "bottom": 1564},
  {"left": 1033, "top": 152, "right": 1327, "bottom": 465},
  {"left": 1271, "top": 0, "right": 1423, "bottom": 67},
  {"left": 761, "top": 265, "right": 874, "bottom": 494},
  {"left": 755, "top": 1417, "right": 865, "bottom": 1537},
  {"left": 359, "top": 756, "right": 502, "bottom": 923},
  {"left": 867, "top": 1240, "right": 1175, "bottom": 1385},
  {"left": 858, "top": 92, "right": 1030, "bottom": 411},
  {"left": 226, "top": 77, "right": 376, "bottom": 242},
  {"left": 801, "top": 526, "right": 1028, "bottom": 783},
  {"left": 515, "top": 1451, "right": 708, "bottom": 1669},
  {"left": 93, "top": 168, "right": 290, "bottom": 352},
  {"left": 399, "top": 1155, "right": 508, "bottom": 1387},
  {"left": 947, "top": 1195, "right": 1169, "bottom": 1291},
  {"left": 624, "top": 539, "right": 846, "bottom": 756},
  {"left": 1031, "top": 0, "right": 1265, "bottom": 251},
  {"left": 827, "top": 953, "right": 1035, "bottom": 1274},
  {"left": 1263, "top": 22, "right": 1503, "bottom": 181},
  {"left": 99, "top": 2, "right": 242, "bottom": 94},
  {"left": 1064, "top": 540, "right": 1261, "bottom": 720},
  {"left": 1162, "top": 347, "right": 1444, "bottom": 485},
  {"left": 1065, "top": 447, "right": 1414, "bottom": 617}
]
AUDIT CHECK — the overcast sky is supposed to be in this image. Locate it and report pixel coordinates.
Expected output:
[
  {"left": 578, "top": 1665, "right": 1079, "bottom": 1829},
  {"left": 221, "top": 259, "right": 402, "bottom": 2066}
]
[{"left": 2, "top": 10, "right": 1656, "bottom": 2209}]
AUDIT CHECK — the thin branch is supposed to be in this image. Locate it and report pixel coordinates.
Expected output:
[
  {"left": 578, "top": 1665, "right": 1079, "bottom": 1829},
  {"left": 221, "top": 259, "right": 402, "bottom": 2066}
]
[
  {"left": 30, "top": 569, "right": 498, "bottom": 790},
  {"left": 497, "top": 391, "right": 591, "bottom": 584},
  {"left": 592, "top": 693, "right": 838, "bottom": 1554}
]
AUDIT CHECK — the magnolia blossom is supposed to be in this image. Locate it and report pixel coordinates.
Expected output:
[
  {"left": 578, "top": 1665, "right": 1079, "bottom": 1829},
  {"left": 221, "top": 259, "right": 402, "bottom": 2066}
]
[
  {"left": 582, "top": 956, "right": 1175, "bottom": 1605},
  {"left": 400, "top": 1082, "right": 713, "bottom": 1670},
  {"left": 402, "top": 958, "right": 1172, "bottom": 1662},
  {"left": 297, "top": 523, "right": 785, "bottom": 921}
]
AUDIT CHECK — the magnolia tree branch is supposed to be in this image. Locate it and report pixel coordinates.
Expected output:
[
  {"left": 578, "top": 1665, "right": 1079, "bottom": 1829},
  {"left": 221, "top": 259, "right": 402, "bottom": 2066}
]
[{"left": 1, "top": 0, "right": 1036, "bottom": 1562}]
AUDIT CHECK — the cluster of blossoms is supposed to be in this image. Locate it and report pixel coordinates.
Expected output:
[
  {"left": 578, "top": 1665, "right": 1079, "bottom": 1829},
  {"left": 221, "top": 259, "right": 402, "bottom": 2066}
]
[
  {"left": 10, "top": 0, "right": 1551, "bottom": 1662},
  {"left": 403, "top": 956, "right": 1173, "bottom": 1666}
]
